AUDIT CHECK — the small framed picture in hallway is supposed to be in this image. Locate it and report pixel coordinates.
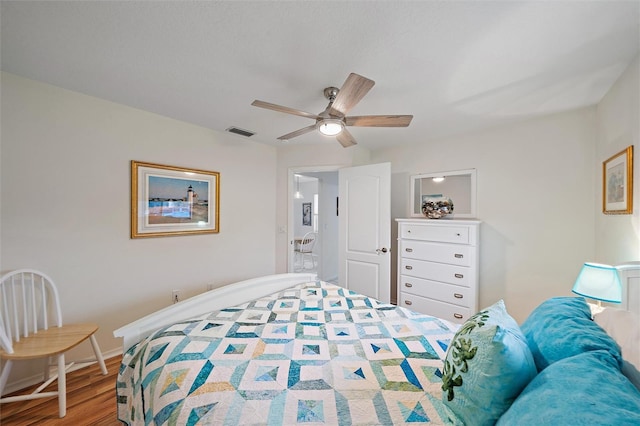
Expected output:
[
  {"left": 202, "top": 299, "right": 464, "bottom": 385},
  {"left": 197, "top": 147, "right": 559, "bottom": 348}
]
[{"left": 302, "top": 202, "right": 312, "bottom": 226}]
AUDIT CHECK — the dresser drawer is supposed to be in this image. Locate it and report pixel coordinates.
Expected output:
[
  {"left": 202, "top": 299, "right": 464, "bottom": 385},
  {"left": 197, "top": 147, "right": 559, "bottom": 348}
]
[
  {"left": 400, "top": 258, "right": 471, "bottom": 287},
  {"left": 398, "top": 293, "right": 472, "bottom": 323},
  {"left": 399, "top": 275, "right": 472, "bottom": 308},
  {"left": 400, "top": 223, "right": 469, "bottom": 244},
  {"left": 399, "top": 240, "right": 471, "bottom": 266}
]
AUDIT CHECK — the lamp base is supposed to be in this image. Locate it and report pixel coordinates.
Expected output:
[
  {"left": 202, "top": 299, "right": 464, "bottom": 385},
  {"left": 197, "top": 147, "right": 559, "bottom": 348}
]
[{"left": 587, "top": 300, "right": 605, "bottom": 318}]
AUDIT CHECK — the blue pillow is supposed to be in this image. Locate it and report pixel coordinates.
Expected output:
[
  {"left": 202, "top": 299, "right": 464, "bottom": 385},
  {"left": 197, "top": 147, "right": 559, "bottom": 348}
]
[
  {"left": 441, "top": 300, "right": 537, "bottom": 426},
  {"left": 520, "top": 297, "right": 622, "bottom": 371},
  {"left": 497, "top": 349, "right": 640, "bottom": 425}
]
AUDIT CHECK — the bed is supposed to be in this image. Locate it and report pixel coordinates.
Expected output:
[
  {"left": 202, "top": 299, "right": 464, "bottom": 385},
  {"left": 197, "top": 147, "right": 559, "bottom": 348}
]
[{"left": 114, "top": 266, "right": 640, "bottom": 425}]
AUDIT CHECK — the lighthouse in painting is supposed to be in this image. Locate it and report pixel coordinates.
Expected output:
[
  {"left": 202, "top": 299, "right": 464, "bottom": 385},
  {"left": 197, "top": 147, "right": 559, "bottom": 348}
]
[{"left": 187, "top": 185, "right": 195, "bottom": 218}]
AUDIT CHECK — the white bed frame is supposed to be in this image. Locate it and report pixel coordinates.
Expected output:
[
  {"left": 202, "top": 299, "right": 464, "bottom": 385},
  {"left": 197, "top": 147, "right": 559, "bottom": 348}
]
[
  {"left": 113, "top": 273, "right": 316, "bottom": 352},
  {"left": 114, "top": 264, "right": 640, "bottom": 353},
  {"left": 617, "top": 262, "right": 640, "bottom": 315}
]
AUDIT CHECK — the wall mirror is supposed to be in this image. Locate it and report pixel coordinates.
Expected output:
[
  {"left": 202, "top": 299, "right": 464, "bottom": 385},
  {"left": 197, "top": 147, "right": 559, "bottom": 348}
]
[{"left": 410, "top": 169, "right": 477, "bottom": 218}]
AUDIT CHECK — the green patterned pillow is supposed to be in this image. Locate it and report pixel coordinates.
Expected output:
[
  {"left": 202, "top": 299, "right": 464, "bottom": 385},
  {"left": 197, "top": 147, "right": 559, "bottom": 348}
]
[{"left": 441, "top": 300, "right": 537, "bottom": 426}]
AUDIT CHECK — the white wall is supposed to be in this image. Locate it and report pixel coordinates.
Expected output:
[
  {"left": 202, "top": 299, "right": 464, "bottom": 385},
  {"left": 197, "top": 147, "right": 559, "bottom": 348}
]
[
  {"left": 373, "top": 107, "right": 598, "bottom": 321},
  {"left": 293, "top": 179, "right": 318, "bottom": 237},
  {"left": 1, "top": 73, "right": 278, "bottom": 385},
  {"left": 595, "top": 56, "right": 640, "bottom": 264},
  {"left": 301, "top": 171, "right": 339, "bottom": 282},
  {"left": 316, "top": 172, "right": 339, "bottom": 282}
]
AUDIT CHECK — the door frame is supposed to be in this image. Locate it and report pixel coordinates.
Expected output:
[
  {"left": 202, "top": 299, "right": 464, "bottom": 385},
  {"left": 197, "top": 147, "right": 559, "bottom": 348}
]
[{"left": 287, "top": 165, "right": 346, "bottom": 274}]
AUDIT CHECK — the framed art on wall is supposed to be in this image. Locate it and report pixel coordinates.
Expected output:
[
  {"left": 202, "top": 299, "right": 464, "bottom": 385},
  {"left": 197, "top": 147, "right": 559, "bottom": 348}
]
[
  {"left": 131, "top": 161, "right": 220, "bottom": 238},
  {"left": 302, "top": 202, "right": 312, "bottom": 226},
  {"left": 602, "top": 145, "right": 633, "bottom": 215}
]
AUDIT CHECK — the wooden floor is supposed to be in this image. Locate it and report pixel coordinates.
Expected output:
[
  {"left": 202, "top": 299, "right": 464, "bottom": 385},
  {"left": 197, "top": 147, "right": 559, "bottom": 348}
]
[{"left": 0, "top": 355, "right": 122, "bottom": 425}]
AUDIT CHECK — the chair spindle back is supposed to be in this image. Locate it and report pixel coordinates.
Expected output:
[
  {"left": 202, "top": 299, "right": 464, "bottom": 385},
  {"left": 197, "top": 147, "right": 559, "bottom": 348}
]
[{"left": 0, "top": 269, "right": 63, "bottom": 353}]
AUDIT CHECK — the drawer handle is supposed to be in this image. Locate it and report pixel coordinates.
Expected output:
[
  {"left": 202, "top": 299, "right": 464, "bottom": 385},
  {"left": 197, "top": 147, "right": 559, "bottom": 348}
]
[
  {"left": 404, "top": 283, "right": 413, "bottom": 288},
  {"left": 405, "top": 248, "right": 413, "bottom": 252},
  {"left": 405, "top": 265, "right": 413, "bottom": 270},
  {"left": 456, "top": 233, "right": 461, "bottom": 236},
  {"left": 454, "top": 293, "right": 463, "bottom": 299},
  {"left": 405, "top": 300, "right": 413, "bottom": 306},
  {"left": 454, "top": 313, "right": 463, "bottom": 319},
  {"left": 455, "top": 273, "right": 464, "bottom": 279},
  {"left": 454, "top": 253, "right": 463, "bottom": 258}
]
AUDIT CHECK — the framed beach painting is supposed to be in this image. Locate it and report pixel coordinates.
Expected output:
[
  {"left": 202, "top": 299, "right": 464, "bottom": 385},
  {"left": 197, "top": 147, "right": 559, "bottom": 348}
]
[
  {"left": 131, "top": 161, "right": 220, "bottom": 238},
  {"left": 602, "top": 145, "right": 633, "bottom": 215}
]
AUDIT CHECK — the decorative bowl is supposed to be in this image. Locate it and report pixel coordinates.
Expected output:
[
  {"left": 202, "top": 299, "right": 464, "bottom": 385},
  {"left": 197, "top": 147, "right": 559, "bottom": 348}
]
[{"left": 422, "top": 197, "right": 454, "bottom": 219}]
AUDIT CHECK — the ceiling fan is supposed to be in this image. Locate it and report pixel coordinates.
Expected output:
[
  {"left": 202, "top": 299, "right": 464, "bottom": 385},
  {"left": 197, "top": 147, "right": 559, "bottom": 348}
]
[{"left": 251, "top": 73, "right": 413, "bottom": 148}]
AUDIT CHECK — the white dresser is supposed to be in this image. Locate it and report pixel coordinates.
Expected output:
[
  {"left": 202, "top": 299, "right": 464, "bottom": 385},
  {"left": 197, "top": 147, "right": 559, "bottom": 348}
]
[{"left": 396, "top": 219, "right": 480, "bottom": 323}]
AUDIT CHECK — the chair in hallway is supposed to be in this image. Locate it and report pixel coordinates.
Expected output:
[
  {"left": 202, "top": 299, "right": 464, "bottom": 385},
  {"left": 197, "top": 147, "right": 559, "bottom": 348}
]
[
  {"left": 294, "top": 232, "right": 317, "bottom": 271},
  {"left": 0, "top": 269, "right": 107, "bottom": 418}
]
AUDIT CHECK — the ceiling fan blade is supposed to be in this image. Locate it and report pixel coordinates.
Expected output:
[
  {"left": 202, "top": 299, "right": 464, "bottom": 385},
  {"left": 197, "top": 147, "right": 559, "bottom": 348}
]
[
  {"left": 328, "top": 73, "right": 375, "bottom": 117},
  {"left": 277, "top": 124, "right": 317, "bottom": 141},
  {"left": 252, "top": 100, "right": 320, "bottom": 120},
  {"left": 336, "top": 128, "right": 357, "bottom": 148},
  {"left": 345, "top": 115, "right": 413, "bottom": 127}
]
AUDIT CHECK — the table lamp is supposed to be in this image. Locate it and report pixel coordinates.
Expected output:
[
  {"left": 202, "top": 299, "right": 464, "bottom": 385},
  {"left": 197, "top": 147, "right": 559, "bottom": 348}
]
[{"left": 572, "top": 262, "right": 622, "bottom": 306}]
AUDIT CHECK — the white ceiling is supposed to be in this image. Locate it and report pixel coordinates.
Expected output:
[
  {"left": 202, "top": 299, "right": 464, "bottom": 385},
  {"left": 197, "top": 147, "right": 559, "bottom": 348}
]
[{"left": 2, "top": 1, "right": 638, "bottom": 151}]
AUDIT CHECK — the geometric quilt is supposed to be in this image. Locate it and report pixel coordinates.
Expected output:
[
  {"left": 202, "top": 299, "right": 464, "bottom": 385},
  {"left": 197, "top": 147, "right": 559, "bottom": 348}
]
[{"left": 116, "top": 280, "right": 458, "bottom": 425}]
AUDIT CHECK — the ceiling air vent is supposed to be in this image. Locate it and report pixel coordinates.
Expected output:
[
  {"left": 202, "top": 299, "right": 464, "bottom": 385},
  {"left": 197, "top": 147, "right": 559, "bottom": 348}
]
[{"left": 226, "top": 126, "right": 255, "bottom": 137}]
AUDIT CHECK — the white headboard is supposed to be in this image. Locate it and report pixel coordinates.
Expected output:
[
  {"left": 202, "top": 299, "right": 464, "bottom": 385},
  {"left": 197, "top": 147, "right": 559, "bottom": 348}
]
[
  {"left": 114, "top": 272, "right": 317, "bottom": 352},
  {"left": 617, "top": 262, "right": 640, "bottom": 315}
]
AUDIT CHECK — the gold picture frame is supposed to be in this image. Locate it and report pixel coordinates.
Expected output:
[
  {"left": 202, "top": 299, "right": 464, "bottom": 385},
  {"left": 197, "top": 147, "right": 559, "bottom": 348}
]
[
  {"left": 602, "top": 145, "right": 633, "bottom": 215},
  {"left": 131, "top": 161, "right": 220, "bottom": 238}
]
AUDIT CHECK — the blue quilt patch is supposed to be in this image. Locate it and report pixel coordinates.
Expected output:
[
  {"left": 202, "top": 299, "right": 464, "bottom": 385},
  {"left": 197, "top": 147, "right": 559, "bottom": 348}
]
[{"left": 117, "top": 281, "right": 458, "bottom": 425}]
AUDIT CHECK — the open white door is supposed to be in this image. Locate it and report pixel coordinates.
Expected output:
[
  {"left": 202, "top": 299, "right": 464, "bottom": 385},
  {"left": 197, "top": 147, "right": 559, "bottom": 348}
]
[{"left": 338, "top": 162, "right": 391, "bottom": 302}]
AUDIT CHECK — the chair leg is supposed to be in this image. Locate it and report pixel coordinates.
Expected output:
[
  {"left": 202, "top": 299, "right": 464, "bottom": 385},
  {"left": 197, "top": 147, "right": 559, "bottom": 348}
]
[
  {"left": 89, "top": 335, "right": 108, "bottom": 375},
  {"left": 302, "top": 252, "right": 315, "bottom": 270},
  {"left": 43, "top": 356, "right": 50, "bottom": 381},
  {"left": 0, "top": 359, "right": 12, "bottom": 397},
  {"left": 294, "top": 252, "right": 303, "bottom": 272},
  {"left": 57, "top": 354, "right": 66, "bottom": 417}
]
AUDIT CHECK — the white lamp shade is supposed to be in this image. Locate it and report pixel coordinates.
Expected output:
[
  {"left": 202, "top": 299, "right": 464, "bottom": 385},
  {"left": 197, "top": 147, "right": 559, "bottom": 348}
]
[
  {"left": 572, "top": 262, "right": 622, "bottom": 303},
  {"left": 317, "top": 119, "right": 344, "bottom": 136}
]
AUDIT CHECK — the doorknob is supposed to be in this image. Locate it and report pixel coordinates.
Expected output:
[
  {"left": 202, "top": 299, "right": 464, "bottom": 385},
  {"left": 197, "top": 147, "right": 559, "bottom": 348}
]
[{"left": 376, "top": 247, "right": 389, "bottom": 255}]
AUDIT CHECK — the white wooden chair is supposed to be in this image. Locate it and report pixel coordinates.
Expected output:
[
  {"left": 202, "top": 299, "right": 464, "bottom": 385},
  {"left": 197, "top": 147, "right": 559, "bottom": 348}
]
[
  {"left": 294, "top": 232, "right": 317, "bottom": 271},
  {"left": 0, "top": 269, "right": 107, "bottom": 418}
]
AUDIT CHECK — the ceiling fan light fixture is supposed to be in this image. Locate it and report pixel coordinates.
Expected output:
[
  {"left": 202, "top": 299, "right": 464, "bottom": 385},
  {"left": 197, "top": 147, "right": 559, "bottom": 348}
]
[
  {"left": 252, "top": 73, "right": 411, "bottom": 147},
  {"left": 317, "top": 119, "right": 344, "bottom": 136}
]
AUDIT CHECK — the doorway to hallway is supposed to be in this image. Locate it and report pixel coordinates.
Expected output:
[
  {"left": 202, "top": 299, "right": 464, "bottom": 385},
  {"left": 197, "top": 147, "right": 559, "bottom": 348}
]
[
  {"left": 288, "top": 168, "right": 339, "bottom": 282},
  {"left": 288, "top": 163, "right": 391, "bottom": 301}
]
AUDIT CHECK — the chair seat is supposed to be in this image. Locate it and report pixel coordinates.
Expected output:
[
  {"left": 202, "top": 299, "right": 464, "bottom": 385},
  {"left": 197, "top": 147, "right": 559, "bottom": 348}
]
[
  {"left": 0, "top": 323, "right": 98, "bottom": 360},
  {"left": 294, "top": 232, "right": 317, "bottom": 272},
  {"left": 0, "top": 270, "right": 107, "bottom": 417}
]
